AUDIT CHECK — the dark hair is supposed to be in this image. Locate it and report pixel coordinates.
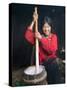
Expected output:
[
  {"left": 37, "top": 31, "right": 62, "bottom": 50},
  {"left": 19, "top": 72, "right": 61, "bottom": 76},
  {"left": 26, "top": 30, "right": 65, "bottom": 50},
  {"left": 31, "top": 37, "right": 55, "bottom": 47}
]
[{"left": 42, "top": 16, "right": 55, "bottom": 33}]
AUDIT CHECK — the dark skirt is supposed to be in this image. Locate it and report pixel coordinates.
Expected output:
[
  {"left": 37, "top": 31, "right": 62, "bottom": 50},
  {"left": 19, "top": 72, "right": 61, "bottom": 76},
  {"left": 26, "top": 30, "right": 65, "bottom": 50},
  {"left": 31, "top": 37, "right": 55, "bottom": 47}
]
[{"left": 41, "top": 58, "right": 61, "bottom": 84}]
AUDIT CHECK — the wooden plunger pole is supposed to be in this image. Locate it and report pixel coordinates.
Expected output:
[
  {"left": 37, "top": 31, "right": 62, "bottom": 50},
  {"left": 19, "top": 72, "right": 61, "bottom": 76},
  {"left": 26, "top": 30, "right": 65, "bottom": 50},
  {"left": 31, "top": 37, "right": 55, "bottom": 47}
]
[{"left": 34, "top": 7, "right": 39, "bottom": 73}]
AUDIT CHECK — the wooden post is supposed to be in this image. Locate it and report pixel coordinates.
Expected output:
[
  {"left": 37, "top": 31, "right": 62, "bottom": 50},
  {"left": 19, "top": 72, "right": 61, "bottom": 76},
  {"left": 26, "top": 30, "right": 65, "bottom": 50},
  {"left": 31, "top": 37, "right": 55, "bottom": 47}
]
[{"left": 34, "top": 7, "right": 39, "bottom": 73}]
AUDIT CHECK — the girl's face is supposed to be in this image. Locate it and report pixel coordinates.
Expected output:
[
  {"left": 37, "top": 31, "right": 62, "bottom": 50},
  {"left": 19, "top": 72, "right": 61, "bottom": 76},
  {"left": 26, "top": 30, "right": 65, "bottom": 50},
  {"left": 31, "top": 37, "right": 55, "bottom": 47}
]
[{"left": 42, "top": 23, "right": 51, "bottom": 36}]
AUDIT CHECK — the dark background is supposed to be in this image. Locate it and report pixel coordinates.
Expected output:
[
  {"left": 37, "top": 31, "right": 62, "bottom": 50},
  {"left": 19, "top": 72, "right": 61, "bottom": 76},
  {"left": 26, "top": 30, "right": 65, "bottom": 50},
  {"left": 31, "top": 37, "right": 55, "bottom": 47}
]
[{"left": 9, "top": 3, "right": 65, "bottom": 70}]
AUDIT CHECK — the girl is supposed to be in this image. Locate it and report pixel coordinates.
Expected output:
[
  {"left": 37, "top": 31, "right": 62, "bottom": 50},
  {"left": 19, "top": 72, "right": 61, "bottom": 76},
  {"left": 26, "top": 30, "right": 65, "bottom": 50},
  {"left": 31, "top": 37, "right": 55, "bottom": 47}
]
[{"left": 25, "top": 13, "right": 61, "bottom": 84}]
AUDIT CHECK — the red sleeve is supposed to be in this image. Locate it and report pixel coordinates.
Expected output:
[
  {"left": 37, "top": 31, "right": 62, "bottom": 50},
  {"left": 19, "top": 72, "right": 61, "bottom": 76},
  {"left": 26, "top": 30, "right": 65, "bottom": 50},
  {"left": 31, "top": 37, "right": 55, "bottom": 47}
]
[
  {"left": 25, "top": 27, "right": 35, "bottom": 45},
  {"left": 39, "top": 34, "right": 58, "bottom": 55}
]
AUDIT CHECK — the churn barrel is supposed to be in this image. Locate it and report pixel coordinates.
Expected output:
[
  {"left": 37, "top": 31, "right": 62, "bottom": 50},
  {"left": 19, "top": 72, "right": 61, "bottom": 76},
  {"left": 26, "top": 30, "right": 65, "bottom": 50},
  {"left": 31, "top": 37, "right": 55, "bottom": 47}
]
[{"left": 23, "top": 65, "right": 47, "bottom": 85}]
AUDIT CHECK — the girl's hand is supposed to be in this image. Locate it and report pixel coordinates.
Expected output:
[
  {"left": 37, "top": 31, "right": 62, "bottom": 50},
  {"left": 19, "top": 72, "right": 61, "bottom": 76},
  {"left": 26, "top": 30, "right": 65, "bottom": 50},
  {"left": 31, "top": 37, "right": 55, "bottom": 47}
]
[
  {"left": 33, "top": 12, "right": 38, "bottom": 22},
  {"left": 28, "top": 12, "right": 38, "bottom": 30},
  {"left": 35, "top": 32, "right": 42, "bottom": 39}
]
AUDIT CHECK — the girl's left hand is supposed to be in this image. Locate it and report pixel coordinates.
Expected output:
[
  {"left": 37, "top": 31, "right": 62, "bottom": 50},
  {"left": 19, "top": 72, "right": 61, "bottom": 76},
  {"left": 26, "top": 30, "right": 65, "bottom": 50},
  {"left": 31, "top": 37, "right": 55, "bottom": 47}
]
[{"left": 35, "top": 32, "right": 42, "bottom": 39}]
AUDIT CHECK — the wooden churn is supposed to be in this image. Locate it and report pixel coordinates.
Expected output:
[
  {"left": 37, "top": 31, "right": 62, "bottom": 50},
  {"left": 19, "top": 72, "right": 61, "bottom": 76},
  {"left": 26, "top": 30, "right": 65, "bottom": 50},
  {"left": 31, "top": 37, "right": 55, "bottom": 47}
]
[{"left": 23, "top": 7, "right": 47, "bottom": 85}]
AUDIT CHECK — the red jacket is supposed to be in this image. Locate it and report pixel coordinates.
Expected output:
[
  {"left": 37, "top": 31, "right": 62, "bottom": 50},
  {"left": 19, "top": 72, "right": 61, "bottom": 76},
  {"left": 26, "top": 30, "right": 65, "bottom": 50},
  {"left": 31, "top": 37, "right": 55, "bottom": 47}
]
[{"left": 25, "top": 28, "right": 58, "bottom": 63}]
